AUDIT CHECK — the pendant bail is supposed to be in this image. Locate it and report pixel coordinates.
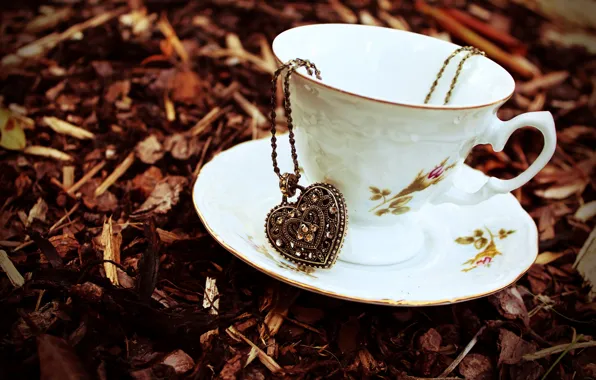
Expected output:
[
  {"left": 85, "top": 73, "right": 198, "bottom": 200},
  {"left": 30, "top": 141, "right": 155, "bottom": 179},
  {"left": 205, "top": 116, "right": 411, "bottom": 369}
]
[{"left": 279, "top": 172, "right": 299, "bottom": 198}]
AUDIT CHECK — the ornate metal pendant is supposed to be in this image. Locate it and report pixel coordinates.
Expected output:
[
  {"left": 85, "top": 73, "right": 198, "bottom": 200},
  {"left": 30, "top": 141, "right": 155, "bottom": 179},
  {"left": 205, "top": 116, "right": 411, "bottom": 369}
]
[{"left": 266, "top": 182, "right": 347, "bottom": 269}]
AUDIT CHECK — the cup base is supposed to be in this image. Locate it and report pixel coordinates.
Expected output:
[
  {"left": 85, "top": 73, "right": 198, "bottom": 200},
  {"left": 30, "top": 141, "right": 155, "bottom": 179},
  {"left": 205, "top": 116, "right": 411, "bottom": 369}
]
[{"left": 339, "top": 215, "right": 425, "bottom": 266}]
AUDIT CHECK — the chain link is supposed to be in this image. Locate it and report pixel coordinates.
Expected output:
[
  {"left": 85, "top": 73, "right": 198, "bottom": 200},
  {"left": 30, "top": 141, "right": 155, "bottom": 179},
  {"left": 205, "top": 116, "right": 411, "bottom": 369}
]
[
  {"left": 424, "top": 46, "right": 485, "bottom": 105},
  {"left": 270, "top": 58, "right": 321, "bottom": 180}
]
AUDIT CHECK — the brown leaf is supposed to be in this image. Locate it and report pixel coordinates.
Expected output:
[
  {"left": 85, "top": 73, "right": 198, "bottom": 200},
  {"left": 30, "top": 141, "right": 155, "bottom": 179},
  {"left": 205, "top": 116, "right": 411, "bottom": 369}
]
[
  {"left": 218, "top": 353, "right": 244, "bottom": 380},
  {"left": 458, "top": 353, "right": 493, "bottom": 380},
  {"left": 171, "top": 68, "right": 202, "bottom": 104},
  {"left": 27, "top": 197, "right": 48, "bottom": 226},
  {"left": 12, "top": 302, "right": 59, "bottom": 341},
  {"left": 291, "top": 305, "right": 324, "bottom": 324},
  {"left": 498, "top": 329, "right": 536, "bottom": 365},
  {"left": 132, "top": 166, "right": 164, "bottom": 197},
  {"left": 49, "top": 233, "right": 80, "bottom": 258},
  {"left": 456, "top": 237, "right": 475, "bottom": 244},
  {"left": 419, "top": 328, "right": 442, "bottom": 352},
  {"left": 135, "top": 135, "right": 164, "bottom": 164},
  {"left": 163, "top": 133, "right": 202, "bottom": 160},
  {"left": 37, "top": 334, "right": 91, "bottom": 380},
  {"left": 80, "top": 179, "right": 118, "bottom": 212},
  {"left": 161, "top": 349, "right": 195, "bottom": 375},
  {"left": 105, "top": 80, "right": 130, "bottom": 103},
  {"left": 15, "top": 172, "right": 32, "bottom": 197},
  {"left": 508, "top": 361, "right": 544, "bottom": 380},
  {"left": 70, "top": 282, "right": 104, "bottom": 303},
  {"left": 489, "top": 287, "right": 529, "bottom": 326},
  {"left": 135, "top": 176, "right": 188, "bottom": 215}
]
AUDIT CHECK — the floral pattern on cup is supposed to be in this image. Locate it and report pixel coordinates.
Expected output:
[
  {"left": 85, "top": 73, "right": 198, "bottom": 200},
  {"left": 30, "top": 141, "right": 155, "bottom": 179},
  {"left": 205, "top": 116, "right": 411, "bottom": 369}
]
[
  {"left": 239, "top": 234, "right": 317, "bottom": 278},
  {"left": 369, "top": 157, "right": 456, "bottom": 216},
  {"left": 456, "top": 228, "right": 515, "bottom": 272}
]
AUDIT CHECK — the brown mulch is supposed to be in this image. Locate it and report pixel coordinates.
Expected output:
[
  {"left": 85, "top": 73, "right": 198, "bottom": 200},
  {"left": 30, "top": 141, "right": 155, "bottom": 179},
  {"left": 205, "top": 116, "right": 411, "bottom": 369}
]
[{"left": 0, "top": 1, "right": 595, "bottom": 379}]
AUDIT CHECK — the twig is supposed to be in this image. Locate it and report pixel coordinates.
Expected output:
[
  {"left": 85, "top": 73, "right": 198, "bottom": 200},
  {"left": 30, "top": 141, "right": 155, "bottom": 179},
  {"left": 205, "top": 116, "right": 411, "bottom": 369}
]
[
  {"left": 190, "top": 106, "right": 229, "bottom": 136},
  {"left": 63, "top": 166, "right": 75, "bottom": 188},
  {"left": 67, "top": 160, "right": 105, "bottom": 195},
  {"left": 377, "top": 9, "right": 410, "bottom": 30},
  {"left": 233, "top": 92, "right": 267, "bottom": 127},
  {"left": 523, "top": 339, "right": 596, "bottom": 361},
  {"left": 226, "top": 326, "right": 281, "bottom": 373},
  {"left": 443, "top": 8, "right": 526, "bottom": 52},
  {"left": 49, "top": 203, "right": 80, "bottom": 233},
  {"left": 43, "top": 116, "right": 95, "bottom": 140},
  {"left": 94, "top": 152, "right": 135, "bottom": 197},
  {"left": 415, "top": 0, "right": 538, "bottom": 78},
  {"left": 540, "top": 335, "right": 584, "bottom": 380},
  {"left": 24, "top": 146, "right": 73, "bottom": 161},
  {"left": 439, "top": 326, "right": 486, "bottom": 377},
  {"left": 193, "top": 136, "right": 213, "bottom": 177},
  {"left": 157, "top": 14, "right": 188, "bottom": 64},
  {"left": 328, "top": 0, "right": 357, "bottom": 23}
]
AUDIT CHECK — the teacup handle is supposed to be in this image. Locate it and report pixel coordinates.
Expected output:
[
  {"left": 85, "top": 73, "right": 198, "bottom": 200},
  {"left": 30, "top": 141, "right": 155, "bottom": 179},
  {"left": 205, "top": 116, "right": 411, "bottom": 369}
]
[{"left": 432, "top": 111, "right": 557, "bottom": 205}]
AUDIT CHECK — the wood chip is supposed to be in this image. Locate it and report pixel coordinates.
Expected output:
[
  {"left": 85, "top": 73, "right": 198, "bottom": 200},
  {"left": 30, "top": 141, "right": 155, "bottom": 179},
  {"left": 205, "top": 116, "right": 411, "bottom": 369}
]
[
  {"left": 203, "top": 276, "right": 219, "bottom": 315},
  {"left": 359, "top": 10, "right": 382, "bottom": 26},
  {"left": 157, "top": 14, "right": 188, "bottom": 64},
  {"left": 517, "top": 71, "right": 570, "bottom": 96},
  {"left": 328, "top": 0, "right": 357, "bottom": 23},
  {"left": 63, "top": 166, "right": 75, "bottom": 188},
  {"left": 574, "top": 227, "right": 596, "bottom": 300},
  {"left": 535, "top": 251, "right": 567, "bottom": 265},
  {"left": 377, "top": 10, "right": 409, "bottom": 30},
  {"left": 0, "top": 249, "right": 25, "bottom": 287},
  {"left": 94, "top": 152, "right": 135, "bottom": 197},
  {"left": 25, "top": 7, "right": 73, "bottom": 33},
  {"left": 575, "top": 201, "right": 596, "bottom": 222},
  {"left": 100, "top": 218, "right": 122, "bottom": 286},
  {"left": 24, "top": 146, "right": 73, "bottom": 161},
  {"left": 232, "top": 92, "right": 267, "bottom": 127},
  {"left": 27, "top": 197, "right": 48, "bottom": 226},
  {"left": 67, "top": 160, "right": 105, "bottom": 195},
  {"left": 226, "top": 326, "right": 281, "bottom": 373},
  {"left": 43, "top": 116, "right": 95, "bottom": 140}
]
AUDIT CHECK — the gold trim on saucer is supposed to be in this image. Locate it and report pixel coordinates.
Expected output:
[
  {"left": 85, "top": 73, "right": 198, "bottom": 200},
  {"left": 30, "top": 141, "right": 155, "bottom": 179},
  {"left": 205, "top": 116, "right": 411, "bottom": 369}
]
[{"left": 192, "top": 156, "right": 536, "bottom": 306}]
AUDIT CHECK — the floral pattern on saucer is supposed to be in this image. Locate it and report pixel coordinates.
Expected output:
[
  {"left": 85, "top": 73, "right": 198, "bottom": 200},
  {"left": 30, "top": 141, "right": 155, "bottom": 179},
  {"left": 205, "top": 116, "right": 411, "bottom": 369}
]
[{"left": 456, "top": 228, "right": 516, "bottom": 272}]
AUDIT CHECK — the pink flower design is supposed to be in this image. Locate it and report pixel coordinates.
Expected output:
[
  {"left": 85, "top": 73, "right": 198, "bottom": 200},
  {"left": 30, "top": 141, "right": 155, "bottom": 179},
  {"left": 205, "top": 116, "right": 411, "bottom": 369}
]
[
  {"left": 475, "top": 257, "right": 492, "bottom": 266},
  {"left": 427, "top": 165, "right": 445, "bottom": 179}
]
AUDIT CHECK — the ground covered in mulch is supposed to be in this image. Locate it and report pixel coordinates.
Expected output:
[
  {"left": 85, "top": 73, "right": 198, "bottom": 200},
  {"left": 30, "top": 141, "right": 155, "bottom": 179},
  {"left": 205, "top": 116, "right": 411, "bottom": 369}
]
[{"left": 0, "top": 0, "right": 595, "bottom": 379}]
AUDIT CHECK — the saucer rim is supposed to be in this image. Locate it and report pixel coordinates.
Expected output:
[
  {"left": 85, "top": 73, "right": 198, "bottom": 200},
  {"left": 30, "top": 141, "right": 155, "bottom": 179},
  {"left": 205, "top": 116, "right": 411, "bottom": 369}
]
[{"left": 192, "top": 138, "right": 538, "bottom": 306}]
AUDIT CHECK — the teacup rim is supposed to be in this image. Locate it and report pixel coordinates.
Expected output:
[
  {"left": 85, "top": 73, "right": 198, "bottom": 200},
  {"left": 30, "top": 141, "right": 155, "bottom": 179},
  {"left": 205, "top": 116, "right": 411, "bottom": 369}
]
[{"left": 272, "top": 23, "right": 515, "bottom": 111}]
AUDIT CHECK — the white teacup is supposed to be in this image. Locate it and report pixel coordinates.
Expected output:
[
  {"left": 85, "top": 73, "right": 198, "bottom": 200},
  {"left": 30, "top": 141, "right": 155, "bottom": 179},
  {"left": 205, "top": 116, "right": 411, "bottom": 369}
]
[{"left": 272, "top": 24, "right": 556, "bottom": 266}]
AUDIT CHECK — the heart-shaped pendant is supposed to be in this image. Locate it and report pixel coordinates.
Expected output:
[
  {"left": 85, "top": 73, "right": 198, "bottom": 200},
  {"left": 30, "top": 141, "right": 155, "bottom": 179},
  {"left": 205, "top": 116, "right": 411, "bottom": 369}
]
[{"left": 265, "top": 182, "right": 348, "bottom": 269}]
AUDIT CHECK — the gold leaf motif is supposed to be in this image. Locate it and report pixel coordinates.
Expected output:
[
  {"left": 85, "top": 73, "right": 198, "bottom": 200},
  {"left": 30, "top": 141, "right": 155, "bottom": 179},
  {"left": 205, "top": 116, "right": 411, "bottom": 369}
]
[
  {"left": 474, "top": 237, "right": 488, "bottom": 249},
  {"left": 474, "top": 229, "right": 484, "bottom": 237},
  {"left": 381, "top": 189, "right": 391, "bottom": 196},
  {"left": 455, "top": 237, "right": 474, "bottom": 244},
  {"left": 391, "top": 207, "right": 409, "bottom": 215},
  {"left": 389, "top": 196, "right": 412, "bottom": 208},
  {"left": 370, "top": 194, "right": 383, "bottom": 201},
  {"left": 375, "top": 209, "right": 389, "bottom": 216},
  {"left": 369, "top": 186, "right": 381, "bottom": 194}
]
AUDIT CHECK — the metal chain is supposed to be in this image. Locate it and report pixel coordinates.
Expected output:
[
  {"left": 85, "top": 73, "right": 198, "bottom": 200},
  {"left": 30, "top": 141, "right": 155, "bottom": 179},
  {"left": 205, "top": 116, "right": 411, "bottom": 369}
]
[
  {"left": 269, "top": 58, "right": 321, "bottom": 180},
  {"left": 424, "top": 46, "right": 485, "bottom": 105}
]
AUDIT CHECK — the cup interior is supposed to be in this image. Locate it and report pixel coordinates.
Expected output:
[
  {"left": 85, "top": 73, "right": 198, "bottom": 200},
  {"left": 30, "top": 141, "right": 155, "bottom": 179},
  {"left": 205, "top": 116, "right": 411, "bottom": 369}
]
[{"left": 272, "top": 24, "right": 515, "bottom": 108}]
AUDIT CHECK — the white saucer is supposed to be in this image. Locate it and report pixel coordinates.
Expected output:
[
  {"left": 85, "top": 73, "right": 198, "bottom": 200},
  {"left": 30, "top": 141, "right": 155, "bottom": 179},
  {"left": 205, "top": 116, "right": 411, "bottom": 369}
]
[{"left": 192, "top": 135, "right": 538, "bottom": 306}]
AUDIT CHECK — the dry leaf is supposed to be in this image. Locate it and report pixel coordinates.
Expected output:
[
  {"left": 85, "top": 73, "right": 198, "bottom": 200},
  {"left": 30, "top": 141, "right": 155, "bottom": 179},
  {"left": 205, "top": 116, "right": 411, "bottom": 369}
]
[
  {"left": 135, "top": 135, "right": 164, "bottom": 164},
  {"left": 218, "top": 353, "right": 244, "bottom": 380},
  {"left": 573, "top": 227, "right": 596, "bottom": 300},
  {"left": 80, "top": 179, "right": 118, "bottom": 212},
  {"left": 37, "top": 334, "right": 92, "bottom": 380},
  {"left": 24, "top": 146, "right": 73, "bottom": 161},
  {"left": 132, "top": 166, "right": 163, "bottom": 197},
  {"left": 161, "top": 349, "right": 195, "bottom": 375},
  {"left": 0, "top": 249, "right": 24, "bottom": 288},
  {"left": 535, "top": 179, "right": 587, "bottom": 199},
  {"left": 135, "top": 176, "right": 188, "bottom": 215},
  {"left": 498, "top": 329, "right": 536, "bottom": 365},
  {"left": 338, "top": 316, "right": 360, "bottom": 354},
  {"left": 0, "top": 108, "right": 27, "bottom": 151},
  {"left": 458, "top": 353, "right": 493, "bottom": 380},
  {"left": 171, "top": 68, "right": 202, "bottom": 104},
  {"left": 203, "top": 276, "right": 219, "bottom": 315},
  {"left": 419, "top": 328, "right": 442, "bottom": 352},
  {"left": 100, "top": 218, "right": 122, "bottom": 286},
  {"left": 535, "top": 251, "right": 567, "bottom": 265},
  {"left": 575, "top": 200, "right": 596, "bottom": 222},
  {"left": 27, "top": 197, "right": 48, "bottom": 226},
  {"left": 164, "top": 133, "right": 202, "bottom": 160},
  {"left": 49, "top": 233, "right": 80, "bottom": 258},
  {"left": 489, "top": 287, "right": 529, "bottom": 326},
  {"left": 25, "top": 7, "right": 73, "bottom": 33}
]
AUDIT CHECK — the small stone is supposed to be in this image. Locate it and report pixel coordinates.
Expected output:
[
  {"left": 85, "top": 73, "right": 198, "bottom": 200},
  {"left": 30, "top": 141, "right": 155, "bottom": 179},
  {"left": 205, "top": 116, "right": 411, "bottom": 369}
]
[
  {"left": 296, "top": 252, "right": 301, "bottom": 257},
  {"left": 305, "top": 234, "right": 314, "bottom": 242},
  {"left": 311, "top": 194, "right": 318, "bottom": 202},
  {"left": 276, "top": 217, "right": 283, "bottom": 225},
  {"left": 297, "top": 232, "right": 304, "bottom": 240},
  {"left": 290, "top": 242, "right": 294, "bottom": 248},
  {"left": 289, "top": 211, "right": 295, "bottom": 217},
  {"left": 311, "top": 225, "right": 318, "bottom": 232},
  {"left": 301, "top": 224, "right": 308, "bottom": 233},
  {"left": 300, "top": 204, "right": 307, "bottom": 211},
  {"left": 329, "top": 206, "right": 337, "bottom": 214},
  {"left": 308, "top": 253, "right": 313, "bottom": 259},
  {"left": 326, "top": 232, "right": 333, "bottom": 239},
  {"left": 275, "top": 239, "right": 283, "bottom": 247},
  {"left": 273, "top": 228, "right": 279, "bottom": 233}
]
